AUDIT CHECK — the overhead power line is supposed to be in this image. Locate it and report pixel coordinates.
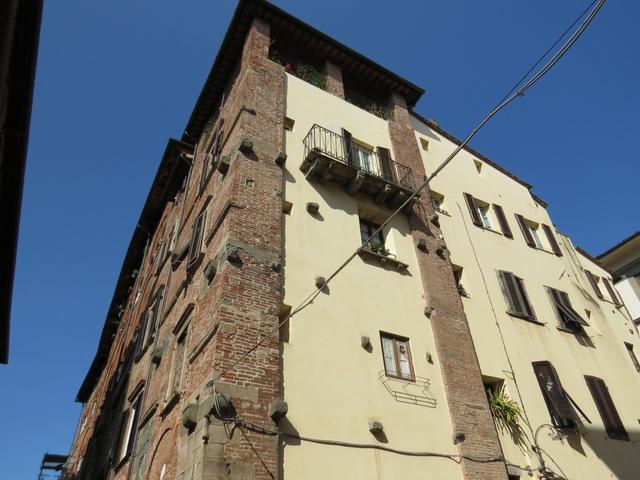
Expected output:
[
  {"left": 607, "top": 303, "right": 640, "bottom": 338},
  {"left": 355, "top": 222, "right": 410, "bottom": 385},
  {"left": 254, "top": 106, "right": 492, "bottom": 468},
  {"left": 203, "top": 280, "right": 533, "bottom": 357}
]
[{"left": 209, "top": 0, "right": 607, "bottom": 386}]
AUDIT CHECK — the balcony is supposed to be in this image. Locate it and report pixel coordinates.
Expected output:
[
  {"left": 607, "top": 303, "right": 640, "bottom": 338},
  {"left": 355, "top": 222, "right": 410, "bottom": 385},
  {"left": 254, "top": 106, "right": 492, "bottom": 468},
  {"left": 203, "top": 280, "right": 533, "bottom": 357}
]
[{"left": 301, "top": 125, "right": 419, "bottom": 208}]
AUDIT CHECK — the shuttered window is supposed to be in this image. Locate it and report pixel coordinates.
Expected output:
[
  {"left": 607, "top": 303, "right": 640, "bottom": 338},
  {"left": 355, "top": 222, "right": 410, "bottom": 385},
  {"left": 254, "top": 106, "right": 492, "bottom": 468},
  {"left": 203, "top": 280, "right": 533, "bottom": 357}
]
[
  {"left": 187, "top": 211, "right": 207, "bottom": 268},
  {"left": 625, "top": 343, "right": 640, "bottom": 373},
  {"left": 170, "top": 325, "right": 189, "bottom": 398},
  {"left": 133, "top": 312, "right": 148, "bottom": 359},
  {"left": 376, "top": 146, "right": 396, "bottom": 184},
  {"left": 515, "top": 214, "right": 536, "bottom": 248},
  {"left": 584, "top": 376, "right": 628, "bottom": 441},
  {"left": 380, "top": 333, "right": 415, "bottom": 381},
  {"left": 145, "top": 286, "right": 164, "bottom": 346},
  {"left": 342, "top": 128, "right": 353, "bottom": 164},
  {"left": 199, "top": 126, "right": 223, "bottom": 194},
  {"left": 498, "top": 271, "right": 535, "bottom": 319},
  {"left": 547, "top": 287, "right": 589, "bottom": 331},
  {"left": 463, "top": 193, "right": 483, "bottom": 227},
  {"left": 116, "top": 391, "right": 143, "bottom": 462},
  {"left": 586, "top": 270, "right": 604, "bottom": 299},
  {"left": 542, "top": 224, "right": 562, "bottom": 256},
  {"left": 532, "top": 362, "right": 577, "bottom": 429},
  {"left": 493, "top": 204, "right": 513, "bottom": 238},
  {"left": 602, "top": 278, "right": 622, "bottom": 306}
]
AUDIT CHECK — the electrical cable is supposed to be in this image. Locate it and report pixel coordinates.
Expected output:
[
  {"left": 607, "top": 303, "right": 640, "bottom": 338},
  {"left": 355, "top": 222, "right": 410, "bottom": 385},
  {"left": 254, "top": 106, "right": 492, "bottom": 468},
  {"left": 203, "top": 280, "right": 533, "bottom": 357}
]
[
  {"left": 208, "top": 0, "right": 606, "bottom": 386},
  {"left": 234, "top": 417, "right": 503, "bottom": 464}
]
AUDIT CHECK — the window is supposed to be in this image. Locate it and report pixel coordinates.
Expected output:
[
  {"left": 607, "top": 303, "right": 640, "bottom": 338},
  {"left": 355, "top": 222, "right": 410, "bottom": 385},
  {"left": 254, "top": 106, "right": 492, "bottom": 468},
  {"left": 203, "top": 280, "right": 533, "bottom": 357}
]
[
  {"left": 360, "top": 218, "right": 385, "bottom": 252},
  {"left": 419, "top": 137, "right": 430, "bottom": 151},
  {"left": 464, "top": 193, "right": 490, "bottom": 229},
  {"left": 430, "top": 193, "right": 445, "bottom": 213},
  {"left": 116, "top": 391, "right": 143, "bottom": 463},
  {"left": 493, "top": 204, "right": 513, "bottom": 238},
  {"left": 586, "top": 270, "right": 604, "bottom": 299},
  {"left": 452, "top": 264, "right": 468, "bottom": 297},
  {"left": 547, "top": 287, "right": 589, "bottom": 332},
  {"left": 145, "top": 287, "right": 164, "bottom": 347},
  {"left": 529, "top": 224, "right": 544, "bottom": 248},
  {"left": 625, "top": 343, "right": 640, "bottom": 373},
  {"left": 133, "top": 312, "right": 148, "bottom": 359},
  {"left": 532, "top": 361, "right": 577, "bottom": 429},
  {"left": 498, "top": 271, "right": 535, "bottom": 320},
  {"left": 187, "top": 211, "right": 207, "bottom": 268},
  {"left": 584, "top": 376, "right": 628, "bottom": 440},
  {"left": 477, "top": 204, "right": 492, "bottom": 229},
  {"left": 169, "top": 325, "right": 189, "bottom": 399},
  {"left": 199, "top": 126, "right": 223, "bottom": 194},
  {"left": 380, "top": 333, "right": 414, "bottom": 381},
  {"left": 602, "top": 277, "right": 622, "bottom": 306},
  {"left": 473, "top": 159, "right": 483, "bottom": 174},
  {"left": 514, "top": 215, "right": 562, "bottom": 255}
]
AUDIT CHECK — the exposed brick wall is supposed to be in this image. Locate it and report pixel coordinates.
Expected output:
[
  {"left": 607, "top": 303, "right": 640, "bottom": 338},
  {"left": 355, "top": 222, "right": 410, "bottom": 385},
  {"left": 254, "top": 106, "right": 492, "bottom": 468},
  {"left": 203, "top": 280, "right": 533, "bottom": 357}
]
[
  {"left": 386, "top": 92, "right": 507, "bottom": 480},
  {"left": 323, "top": 61, "right": 344, "bottom": 99}
]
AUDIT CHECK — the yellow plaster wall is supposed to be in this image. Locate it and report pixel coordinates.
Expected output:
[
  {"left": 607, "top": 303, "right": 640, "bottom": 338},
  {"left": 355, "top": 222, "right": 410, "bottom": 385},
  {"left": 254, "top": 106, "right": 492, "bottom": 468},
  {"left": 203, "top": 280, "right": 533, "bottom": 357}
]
[
  {"left": 280, "top": 74, "right": 462, "bottom": 480},
  {"left": 412, "top": 115, "right": 640, "bottom": 479}
]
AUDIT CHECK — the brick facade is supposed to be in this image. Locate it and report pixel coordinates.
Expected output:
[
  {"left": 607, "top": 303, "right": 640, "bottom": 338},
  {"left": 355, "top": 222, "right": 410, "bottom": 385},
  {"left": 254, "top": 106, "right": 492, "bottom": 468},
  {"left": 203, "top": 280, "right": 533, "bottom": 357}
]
[
  {"left": 387, "top": 92, "right": 507, "bottom": 480},
  {"left": 66, "top": 3, "right": 506, "bottom": 480}
]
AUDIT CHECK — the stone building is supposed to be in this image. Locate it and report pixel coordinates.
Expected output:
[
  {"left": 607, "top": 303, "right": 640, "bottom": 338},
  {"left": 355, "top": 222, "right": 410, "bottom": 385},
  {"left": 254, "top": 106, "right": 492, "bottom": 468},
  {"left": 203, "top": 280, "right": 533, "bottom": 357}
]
[{"left": 63, "top": 1, "right": 640, "bottom": 479}]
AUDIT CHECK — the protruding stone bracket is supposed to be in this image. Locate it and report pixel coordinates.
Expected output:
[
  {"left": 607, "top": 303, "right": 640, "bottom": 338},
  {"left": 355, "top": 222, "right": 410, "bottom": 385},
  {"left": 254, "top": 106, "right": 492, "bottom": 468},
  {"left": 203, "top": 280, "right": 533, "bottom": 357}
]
[
  {"left": 375, "top": 184, "right": 393, "bottom": 205},
  {"left": 269, "top": 400, "right": 288, "bottom": 423},
  {"left": 347, "top": 170, "right": 366, "bottom": 195}
]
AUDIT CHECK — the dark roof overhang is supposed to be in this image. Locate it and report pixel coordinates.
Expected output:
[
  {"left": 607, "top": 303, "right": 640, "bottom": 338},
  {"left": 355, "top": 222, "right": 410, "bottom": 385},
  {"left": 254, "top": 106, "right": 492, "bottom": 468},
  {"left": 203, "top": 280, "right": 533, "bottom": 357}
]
[
  {"left": 76, "top": 139, "right": 193, "bottom": 402},
  {"left": 0, "top": 0, "right": 44, "bottom": 364},
  {"left": 182, "top": 0, "right": 425, "bottom": 143}
]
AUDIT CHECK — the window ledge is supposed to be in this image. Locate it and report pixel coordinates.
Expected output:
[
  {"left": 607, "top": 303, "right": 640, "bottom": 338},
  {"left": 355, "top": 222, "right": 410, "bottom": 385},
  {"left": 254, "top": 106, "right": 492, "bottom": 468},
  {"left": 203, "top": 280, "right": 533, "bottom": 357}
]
[
  {"left": 531, "top": 245, "right": 554, "bottom": 255},
  {"left": 134, "top": 343, "right": 151, "bottom": 363},
  {"left": 358, "top": 247, "right": 408, "bottom": 270},
  {"left": 507, "top": 311, "right": 545, "bottom": 325},
  {"left": 435, "top": 208, "right": 450, "bottom": 217},
  {"left": 480, "top": 226, "right": 504, "bottom": 236}
]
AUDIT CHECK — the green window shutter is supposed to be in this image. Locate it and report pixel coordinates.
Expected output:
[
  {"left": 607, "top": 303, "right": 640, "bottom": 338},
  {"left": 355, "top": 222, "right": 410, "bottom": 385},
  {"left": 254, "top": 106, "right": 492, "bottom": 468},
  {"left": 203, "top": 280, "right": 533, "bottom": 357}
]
[{"left": 542, "top": 224, "right": 562, "bottom": 256}]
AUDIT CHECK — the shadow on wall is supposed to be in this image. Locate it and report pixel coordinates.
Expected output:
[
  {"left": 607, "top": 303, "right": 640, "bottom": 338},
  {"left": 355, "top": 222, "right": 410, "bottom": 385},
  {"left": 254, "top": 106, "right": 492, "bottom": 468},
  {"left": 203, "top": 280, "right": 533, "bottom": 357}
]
[{"left": 579, "top": 426, "right": 640, "bottom": 479}]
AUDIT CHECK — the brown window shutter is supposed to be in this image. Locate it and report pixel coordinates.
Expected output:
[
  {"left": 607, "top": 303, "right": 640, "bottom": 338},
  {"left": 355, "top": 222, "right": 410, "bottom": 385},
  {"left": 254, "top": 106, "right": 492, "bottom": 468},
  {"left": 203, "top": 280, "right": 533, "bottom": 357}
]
[
  {"left": 493, "top": 204, "right": 513, "bottom": 238},
  {"left": 342, "top": 128, "right": 353, "bottom": 164},
  {"left": 586, "top": 270, "right": 604, "bottom": 299},
  {"left": 377, "top": 147, "right": 396, "bottom": 184},
  {"left": 532, "top": 361, "right": 577, "bottom": 428},
  {"left": 187, "top": 212, "right": 207, "bottom": 267},
  {"left": 602, "top": 278, "right": 622, "bottom": 306},
  {"left": 464, "top": 193, "right": 483, "bottom": 227},
  {"left": 514, "top": 276, "right": 535, "bottom": 318},
  {"left": 515, "top": 214, "right": 536, "bottom": 247},
  {"left": 585, "top": 376, "right": 628, "bottom": 440},
  {"left": 542, "top": 224, "right": 563, "bottom": 256}
]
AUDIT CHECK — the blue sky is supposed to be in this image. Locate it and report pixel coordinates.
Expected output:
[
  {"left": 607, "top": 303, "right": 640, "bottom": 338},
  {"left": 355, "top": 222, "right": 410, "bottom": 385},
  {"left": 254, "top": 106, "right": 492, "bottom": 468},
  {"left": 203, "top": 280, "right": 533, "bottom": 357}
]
[{"left": 2, "top": 0, "right": 638, "bottom": 477}]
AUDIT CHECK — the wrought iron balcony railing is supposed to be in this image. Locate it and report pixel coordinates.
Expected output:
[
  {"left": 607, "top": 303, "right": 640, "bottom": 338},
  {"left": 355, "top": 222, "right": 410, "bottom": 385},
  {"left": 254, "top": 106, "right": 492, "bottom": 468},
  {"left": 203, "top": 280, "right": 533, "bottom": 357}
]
[{"left": 302, "top": 124, "right": 416, "bottom": 191}]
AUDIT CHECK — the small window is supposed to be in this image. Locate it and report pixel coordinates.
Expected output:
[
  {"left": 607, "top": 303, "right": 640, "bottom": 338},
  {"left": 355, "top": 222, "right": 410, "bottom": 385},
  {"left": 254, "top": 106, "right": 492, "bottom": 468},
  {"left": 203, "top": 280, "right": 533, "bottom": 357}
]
[
  {"left": 477, "top": 203, "right": 492, "bottom": 229},
  {"left": 187, "top": 211, "right": 207, "bottom": 268},
  {"left": 360, "top": 218, "right": 385, "bottom": 253},
  {"left": 532, "top": 361, "right": 577, "bottom": 429},
  {"left": 499, "top": 271, "right": 535, "bottom": 320},
  {"left": 419, "top": 138, "right": 430, "bottom": 151},
  {"left": 586, "top": 270, "right": 604, "bottom": 300},
  {"left": 585, "top": 376, "right": 628, "bottom": 440},
  {"left": 625, "top": 343, "right": 640, "bottom": 373},
  {"left": 380, "top": 333, "right": 415, "bottom": 381},
  {"left": 145, "top": 286, "right": 164, "bottom": 346},
  {"left": 430, "top": 192, "right": 445, "bottom": 213},
  {"left": 169, "top": 324, "right": 190, "bottom": 399},
  {"left": 547, "top": 287, "right": 589, "bottom": 333},
  {"left": 473, "top": 159, "right": 483, "bottom": 174},
  {"left": 133, "top": 313, "right": 148, "bottom": 359},
  {"left": 282, "top": 200, "right": 293, "bottom": 215},
  {"left": 529, "top": 224, "right": 544, "bottom": 249},
  {"left": 116, "top": 392, "right": 143, "bottom": 463}
]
